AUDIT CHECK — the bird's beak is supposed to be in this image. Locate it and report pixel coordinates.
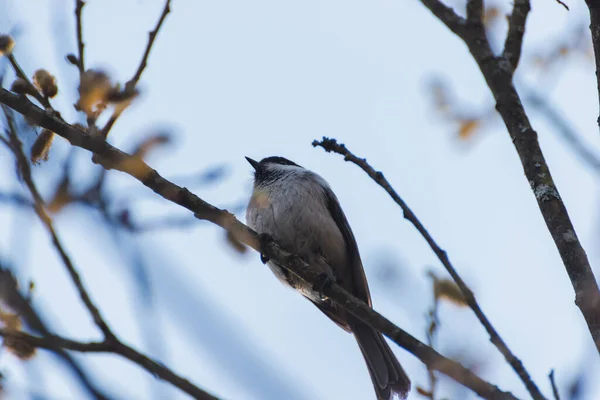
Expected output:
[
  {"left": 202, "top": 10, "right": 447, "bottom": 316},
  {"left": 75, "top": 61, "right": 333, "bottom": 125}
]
[{"left": 245, "top": 157, "right": 260, "bottom": 171}]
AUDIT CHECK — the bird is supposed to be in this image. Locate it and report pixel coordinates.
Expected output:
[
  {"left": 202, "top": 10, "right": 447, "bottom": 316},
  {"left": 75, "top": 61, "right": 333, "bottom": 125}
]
[{"left": 245, "top": 155, "right": 410, "bottom": 400}]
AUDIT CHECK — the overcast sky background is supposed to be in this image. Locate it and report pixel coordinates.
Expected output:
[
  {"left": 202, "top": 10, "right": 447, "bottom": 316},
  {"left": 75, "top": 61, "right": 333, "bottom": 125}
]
[{"left": 1, "top": 0, "right": 600, "bottom": 399}]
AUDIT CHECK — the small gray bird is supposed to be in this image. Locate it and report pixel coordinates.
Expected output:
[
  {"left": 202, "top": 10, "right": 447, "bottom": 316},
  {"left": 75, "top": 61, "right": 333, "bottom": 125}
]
[{"left": 245, "top": 156, "right": 410, "bottom": 400}]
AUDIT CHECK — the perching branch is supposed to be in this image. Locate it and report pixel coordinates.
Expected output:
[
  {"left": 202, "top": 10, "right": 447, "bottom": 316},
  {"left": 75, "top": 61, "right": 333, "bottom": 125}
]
[
  {"left": 0, "top": 88, "right": 519, "bottom": 400},
  {"left": 421, "top": 0, "right": 600, "bottom": 358},
  {"left": 313, "top": 137, "right": 544, "bottom": 400},
  {"left": 100, "top": 0, "right": 171, "bottom": 138}
]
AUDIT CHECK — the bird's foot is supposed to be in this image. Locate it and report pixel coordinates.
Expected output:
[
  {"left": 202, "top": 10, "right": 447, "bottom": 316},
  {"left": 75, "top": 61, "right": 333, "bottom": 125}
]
[
  {"left": 313, "top": 271, "right": 334, "bottom": 300},
  {"left": 258, "top": 233, "right": 273, "bottom": 264}
]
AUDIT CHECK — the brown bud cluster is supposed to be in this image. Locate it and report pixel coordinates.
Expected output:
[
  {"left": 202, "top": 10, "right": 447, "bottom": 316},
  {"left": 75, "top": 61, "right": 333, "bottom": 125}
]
[{"left": 33, "top": 69, "right": 58, "bottom": 98}]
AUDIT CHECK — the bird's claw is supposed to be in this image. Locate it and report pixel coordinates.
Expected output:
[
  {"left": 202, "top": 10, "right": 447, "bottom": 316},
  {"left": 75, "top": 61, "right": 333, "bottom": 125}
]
[
  {"left": 313, "top": 272, "right": 334, "bottom": 299},
  {"left": 258, "top": 233, "right": 273, "bottom": 264}
]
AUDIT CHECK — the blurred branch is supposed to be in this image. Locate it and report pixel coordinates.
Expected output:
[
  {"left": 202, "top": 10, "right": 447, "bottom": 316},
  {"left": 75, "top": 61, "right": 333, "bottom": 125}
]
[
  {"left": 0, "top": 89, "right": 519, "bottom": 400},
  {"left": 1, "top": 107, "right": 217, "bottom": 400},
  {"left": 422, "top": 0, "right": 600, "bottom": 359},
  {"left": 100, "top": 0, "right": 171, "bottom": 138},
  {"left": 313, "top": 137, "right": 544, "bottom": 400},
  {"left": 0, "top": 264, "right": 112, "bottom": 400},
  {"left": 585, "top": 0, "right": 600, "bottom": 128},
  {"left": 0, "top": 329, "right": 218, "bottom": 400},
  {"left": 523, "top": 86, "right": 600, "bottom": 174},
  {"left": 549, "top": 370, "right": 560, "bottom": 400},
  {"left": 2, "top": 107, "right": 116, "bottom": 342}
]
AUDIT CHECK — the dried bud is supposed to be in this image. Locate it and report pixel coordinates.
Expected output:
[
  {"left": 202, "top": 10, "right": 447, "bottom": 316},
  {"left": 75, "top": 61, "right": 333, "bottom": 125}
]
[
  {"left": 33, "top": 69, "right": 58, "bottom": 98},
  {"left": 30, "top": 129, "right": 55, "bottom": 164},
  {"left": 10, "top": 78, "right": 30, "bottom": 95},
  {"left": 65, "top": 53, "right": 78, "bottom": 65},
  {"left": 4, "top": 336, "right": 36, "bottom": 360},
  {"left": 0, "top": 35, "right": 15, "bottom": 56},
  {"left": 77, "top": 69, "right": 112, "bottom": 117}
]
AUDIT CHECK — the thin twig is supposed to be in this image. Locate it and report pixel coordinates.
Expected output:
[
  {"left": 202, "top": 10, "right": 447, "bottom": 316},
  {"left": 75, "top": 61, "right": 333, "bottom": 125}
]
[
  {"left": 75, "top": 0, "right": 86, "bottom": 76},
  {"left": 0, "top": 89, "right": 520, "bottom": 400},
  {"left": 503, "top": 0, "right": 531, "bottom": 71},
  {"left": 313, "top": 136, "right": 544, "bottom": 400},
  {"left": 549, "top": 370, "right": 560, "bottom": 400},
  {"left": 7, "top": 55, "right": 50, "bottom": 109},
  {"left": 100, "top": 0, "right": 171, "bottom": 138},
  {"left": 419, "top": 0, "right": 465, "bottom": 36}
]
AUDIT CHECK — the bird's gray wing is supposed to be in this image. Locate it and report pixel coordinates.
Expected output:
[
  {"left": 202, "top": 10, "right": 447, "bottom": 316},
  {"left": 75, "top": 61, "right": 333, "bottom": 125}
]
[
  {"left": 307, "top": 186, "right": 372, "bottom": 332},
  {"left": 321, "top": 185, "right": 372, "bottom": 306}
]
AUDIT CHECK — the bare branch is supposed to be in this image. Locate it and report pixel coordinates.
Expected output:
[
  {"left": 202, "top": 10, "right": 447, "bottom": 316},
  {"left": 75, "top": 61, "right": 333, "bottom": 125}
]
[
  {"left": 419, "top": 0, "right": 465, "bottom": 36},
  {"left": 313, "top": 136, "right": 545, "bottom": 400},
  {"left": 466, "top": 0, "right": 483, "bottom": 23},
  {"left": 422, "top": 0, "right": 600, "bottom": 360},
  {"left": 0, "top": 88, "right": 519, "bottom": 400},
  {"left": 0, "top": 264, "right": 111, "bottom": 400},
  {"left": 0, "top": 329, "right": 219, "bottom": 400},
  {"left": 100, "top": 0, "right": 171, "bottom": 138},
  {"left": 503, "top": 0, "right": 531, "bottom": 71}
]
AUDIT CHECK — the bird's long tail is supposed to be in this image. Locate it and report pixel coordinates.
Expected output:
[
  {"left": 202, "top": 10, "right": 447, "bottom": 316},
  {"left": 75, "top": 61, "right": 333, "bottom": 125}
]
[{"left": 351, "top": 320, "right": 411, "bottom": 400}]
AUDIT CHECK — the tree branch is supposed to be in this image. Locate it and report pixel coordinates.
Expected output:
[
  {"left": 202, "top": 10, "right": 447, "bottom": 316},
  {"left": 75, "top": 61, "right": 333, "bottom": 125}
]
[
  {"left": 100, "top": 0, "right": 171, "bottom": 139},
  {"left": 313, "top": 137, "right": 544, "bottom": 400},
  {"left": 0, "top": 329, "right": 219, "bottom": 400},
  {"left": 503, "top": 0, "right": 531, "bottom": 72},
  {"left": 422, "top": 0, "right": 600, "bottom": 360},
  {"left": 0, "top": 264, "right": 112, "bottom": 400},
  {"left": 0, "top": 88, "right": 519, "bottom": 400},
  {"left": 419, "top": 0, "right": 465, "bottom": 36}
]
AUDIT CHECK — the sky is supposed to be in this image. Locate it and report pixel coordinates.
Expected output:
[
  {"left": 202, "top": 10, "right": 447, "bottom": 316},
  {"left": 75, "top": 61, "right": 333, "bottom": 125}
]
[{"left": 1, "top": 0, "right": 600, "bottom": 399}]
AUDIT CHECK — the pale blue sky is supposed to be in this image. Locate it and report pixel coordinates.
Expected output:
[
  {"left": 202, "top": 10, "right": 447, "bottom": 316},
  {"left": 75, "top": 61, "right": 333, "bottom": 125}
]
[{"left": 1, "top": 0, "right": 599, "bottom": 399}]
